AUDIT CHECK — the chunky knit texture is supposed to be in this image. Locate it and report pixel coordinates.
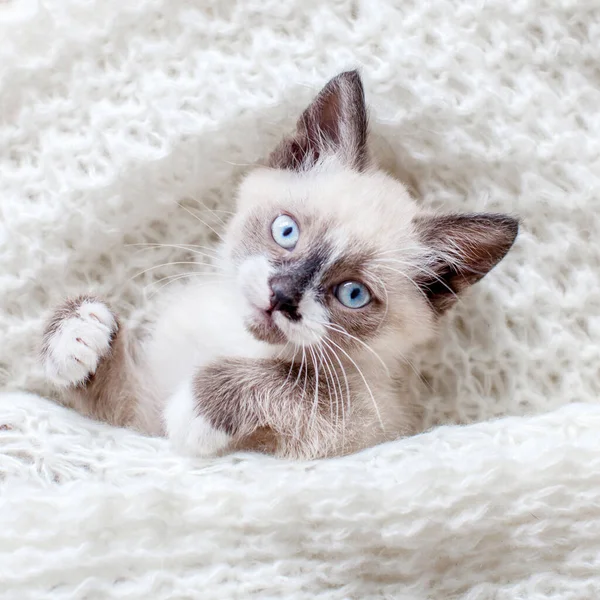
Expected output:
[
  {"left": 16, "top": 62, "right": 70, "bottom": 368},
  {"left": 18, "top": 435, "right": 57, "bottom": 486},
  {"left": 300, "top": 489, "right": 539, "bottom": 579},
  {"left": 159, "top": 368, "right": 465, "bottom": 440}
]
[{"left": 1, "top": 0, "right": 599, "bottom": 597}]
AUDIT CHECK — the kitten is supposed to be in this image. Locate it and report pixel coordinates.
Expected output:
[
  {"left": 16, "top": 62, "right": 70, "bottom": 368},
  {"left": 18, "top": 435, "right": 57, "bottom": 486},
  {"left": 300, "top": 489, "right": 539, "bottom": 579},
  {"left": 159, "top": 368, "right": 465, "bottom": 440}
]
[{"left": 40, "top": 71, "right": 518, "bottom": 460}]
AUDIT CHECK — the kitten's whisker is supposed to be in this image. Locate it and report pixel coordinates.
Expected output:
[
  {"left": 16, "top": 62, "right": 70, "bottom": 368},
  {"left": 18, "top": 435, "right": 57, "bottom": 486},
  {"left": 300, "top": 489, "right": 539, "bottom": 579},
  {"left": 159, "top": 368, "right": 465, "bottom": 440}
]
[
  {"left": 373, "top": 258, "right": 459, "bottom": 302},
  {"left": 172, "top": 200, "right": 225, "bottom": 242},
  {"left": 373, "top": 264, "right": 433, "bottom": 304},
  {"left": 146, "top": 272, "right": 230, "bottom": 298},
  {"left": 185, "top": 197, "right": 229, "bottom": 227},
  {"left": 317, "top": 343, "right": 340, "bottom": 433},
  {"left": 279, "top": 344, "right": 297, "bottom": 393},
  {"left": 325, "top": 311, "right": 422, "bottom": 382},
  {"left": 324, "top": 345, "right": 344, "bottom": 435},
  {"left": 293, "top": 344, "right": 306, "bottom": 390},
  {"left": 299, "top": 345, "right": 310, "bottom": 441},
  {"left": 319, "top": 321, "right": 390, "bottom": 378},
  {"left": 209, "top": 208, "right": 235, "bottom": 215},
  {"left": 275, "top": 341, "right": 291, "bottom": 362},
  {"left": 220, "top": 159, "right": 256, "bottom": 168},
  {"left": 325, "top": 336, "right": 385, "bottom": 435},
  {"left": 307, "top": 346, "right": 320, "bottom": 430},
  {"left": 300, "top": 345, "right": 309, "bottom": 399},
  {"left": 127, "top": 243, "right": 219, "bottom": 259},
  {"left": 321, "top": 338, "right": 350, "bottom": 448},
  {"left": 374, "top": 247, "right": 426, "bottom": 257},
  {"left": 130, "top": 261, "right": 222, "bottom": 283},
  {"left": 316, "top": 344, "right": 333, "bottom": 425}
]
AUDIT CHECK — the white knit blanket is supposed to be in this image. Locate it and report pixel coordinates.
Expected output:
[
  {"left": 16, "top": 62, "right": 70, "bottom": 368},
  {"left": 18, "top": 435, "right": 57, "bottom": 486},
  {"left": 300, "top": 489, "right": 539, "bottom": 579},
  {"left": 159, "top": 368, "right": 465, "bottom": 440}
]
[{"left": 1, "top": 0, "right": 599, "bottom": 597}]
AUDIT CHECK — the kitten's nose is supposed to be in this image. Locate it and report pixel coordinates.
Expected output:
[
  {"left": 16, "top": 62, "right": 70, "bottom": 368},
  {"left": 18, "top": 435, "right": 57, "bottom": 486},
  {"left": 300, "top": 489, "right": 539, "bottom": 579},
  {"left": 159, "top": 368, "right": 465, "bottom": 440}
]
[{"left": 269, "top": 276, "right": 301, "bottom": 321}]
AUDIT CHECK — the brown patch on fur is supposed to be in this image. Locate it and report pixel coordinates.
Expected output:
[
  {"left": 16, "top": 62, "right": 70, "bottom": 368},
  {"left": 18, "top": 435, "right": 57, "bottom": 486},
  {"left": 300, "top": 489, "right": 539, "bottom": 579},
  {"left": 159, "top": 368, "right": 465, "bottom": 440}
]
[
  {"left": 193, "top": 357, "right": 353, "bottom": 459},
  {"left": 69, "top": 328, "right": 139, "bottom": 427},
  {"left": 414, "top": 213, "right": 519, "bottom": 313},
  {"left": 268, "top": 70, "right": 370, "bottom": 172},
  {"left": 244, "top": 318, "right": 287, "bottom": 345},
  {"left": 230, "top": 427, "right": 279, "bottom": 454}
]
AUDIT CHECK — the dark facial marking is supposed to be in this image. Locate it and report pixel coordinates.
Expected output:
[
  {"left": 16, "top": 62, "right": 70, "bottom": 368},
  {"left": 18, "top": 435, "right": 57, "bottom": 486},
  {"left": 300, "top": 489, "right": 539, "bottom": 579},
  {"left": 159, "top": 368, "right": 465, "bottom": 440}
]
[{"left": 269, "top": 241, "right": 333, "bottom": 319}]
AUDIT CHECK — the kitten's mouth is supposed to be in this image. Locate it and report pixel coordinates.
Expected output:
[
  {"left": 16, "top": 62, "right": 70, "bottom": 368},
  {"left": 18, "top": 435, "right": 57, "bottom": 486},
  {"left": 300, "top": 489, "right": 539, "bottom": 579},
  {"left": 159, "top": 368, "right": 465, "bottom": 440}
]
[{"left": 246, "top": 304, "right": 288, "bottom": 345}]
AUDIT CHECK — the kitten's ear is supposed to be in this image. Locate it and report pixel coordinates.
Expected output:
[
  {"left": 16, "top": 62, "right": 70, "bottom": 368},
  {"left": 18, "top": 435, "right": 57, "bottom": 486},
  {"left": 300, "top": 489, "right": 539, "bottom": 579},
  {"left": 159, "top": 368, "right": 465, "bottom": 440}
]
[
  {"left": 414, "top": 213, "right": 519, "bottom": 314},
  {"left": 268, "top": 70, "right": 369, "bottom": 172}
]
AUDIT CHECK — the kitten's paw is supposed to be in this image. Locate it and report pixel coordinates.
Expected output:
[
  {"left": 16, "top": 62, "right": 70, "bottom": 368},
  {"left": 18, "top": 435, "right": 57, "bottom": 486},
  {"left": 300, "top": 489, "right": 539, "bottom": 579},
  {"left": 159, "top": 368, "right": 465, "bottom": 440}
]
[
  {"left": 164, "top": 381, "right": 231, "bottom": 457},
  {"left": 42, "top": 296, "right": 118, "bottom": 387}
]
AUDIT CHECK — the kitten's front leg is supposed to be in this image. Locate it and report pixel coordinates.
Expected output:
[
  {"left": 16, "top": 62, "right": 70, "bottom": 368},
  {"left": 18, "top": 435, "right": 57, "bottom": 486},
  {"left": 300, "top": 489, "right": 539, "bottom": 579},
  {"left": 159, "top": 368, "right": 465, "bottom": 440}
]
[
  {"left": 41, "top": 295, "right": 139, "bottom": 428},
  {"left": 164, "top": 357, "right": 334, "bottom": 459}
]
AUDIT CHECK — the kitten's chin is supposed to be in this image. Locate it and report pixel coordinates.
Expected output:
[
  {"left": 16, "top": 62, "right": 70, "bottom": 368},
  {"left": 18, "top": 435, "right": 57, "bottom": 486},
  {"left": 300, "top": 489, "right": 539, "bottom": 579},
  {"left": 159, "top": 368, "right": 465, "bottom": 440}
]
[{"left": 244, "top": 310, "right": 287, "bottom": 345}]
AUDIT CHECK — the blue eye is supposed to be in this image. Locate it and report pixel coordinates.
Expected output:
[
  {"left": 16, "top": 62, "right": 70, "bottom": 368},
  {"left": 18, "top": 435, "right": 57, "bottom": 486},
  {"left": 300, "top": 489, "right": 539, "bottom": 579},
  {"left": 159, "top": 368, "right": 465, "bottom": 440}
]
[
  {"left": 335, "top": 281, "right": 371, "bottom": 309},
  {"left": 271, "top": 214, "right": 299, "bottom": 249}
]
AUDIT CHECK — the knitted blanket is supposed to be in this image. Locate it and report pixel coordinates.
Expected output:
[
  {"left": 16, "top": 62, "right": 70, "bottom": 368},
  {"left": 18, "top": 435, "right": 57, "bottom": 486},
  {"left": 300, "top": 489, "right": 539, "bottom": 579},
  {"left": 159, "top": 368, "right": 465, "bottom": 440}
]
[{"left": 1, "top": 0, "right": 599, "bottom": 597}]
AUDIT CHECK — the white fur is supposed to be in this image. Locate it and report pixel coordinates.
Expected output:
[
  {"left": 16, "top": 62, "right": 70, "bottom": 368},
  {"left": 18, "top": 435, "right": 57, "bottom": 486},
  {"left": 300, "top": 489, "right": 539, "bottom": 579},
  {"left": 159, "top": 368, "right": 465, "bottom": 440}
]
[
  {"left": 44, "top": 301, "right": 116, "bottom": 387},
  {"left": 2, "top": 392, "right": 600, "bottom": 599},
  {"left": 163, "top": 381, "right": 231, "bottom": 456},
  {"left": 237, "top": 254, "right": 273, "bottom": 313},
  {"left": 142, "top": 280, "right": 275, "bottom": 408},
  {"left": 1, "top": 0, "right": 599, "bottom": 596}
]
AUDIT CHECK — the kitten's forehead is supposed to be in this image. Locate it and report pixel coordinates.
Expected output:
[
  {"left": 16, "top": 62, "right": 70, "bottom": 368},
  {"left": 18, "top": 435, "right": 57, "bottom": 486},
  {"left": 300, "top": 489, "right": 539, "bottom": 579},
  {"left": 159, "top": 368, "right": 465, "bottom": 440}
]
[{"left": 237, "top": 163, "right": 419, "bottom": 244}]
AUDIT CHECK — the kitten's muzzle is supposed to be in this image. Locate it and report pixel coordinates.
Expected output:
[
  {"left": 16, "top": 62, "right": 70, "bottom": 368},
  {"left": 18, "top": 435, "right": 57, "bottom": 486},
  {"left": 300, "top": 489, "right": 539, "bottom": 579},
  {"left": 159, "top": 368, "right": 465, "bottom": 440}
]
[{"left": 268, "top": 276, "right": 302, "bottom": 322}]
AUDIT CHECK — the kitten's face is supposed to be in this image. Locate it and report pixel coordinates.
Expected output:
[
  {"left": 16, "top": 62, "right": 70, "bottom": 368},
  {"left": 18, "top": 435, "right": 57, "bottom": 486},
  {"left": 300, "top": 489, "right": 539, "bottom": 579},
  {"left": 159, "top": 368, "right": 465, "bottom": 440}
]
[
  {"left": 225, "top": 165, "right": 433, "bottom": 357},
  {"left": 221, "top": 71, "right": 518, "bottom": 357}
]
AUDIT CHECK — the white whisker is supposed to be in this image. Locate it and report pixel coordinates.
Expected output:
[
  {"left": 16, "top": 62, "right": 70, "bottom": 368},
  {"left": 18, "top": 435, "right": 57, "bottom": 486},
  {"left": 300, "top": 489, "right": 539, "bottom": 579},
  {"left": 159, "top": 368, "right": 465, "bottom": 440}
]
[
  {"left": 185, "top": 197, "right": 229, "bottom": 227},
  {"left": 321, "top": 337, "right": 350, "bottom": 449},
  {"left": 319, "top": 321, "right": 390, "bottom": 378},
  {"left": 127, "top": 242, "right": 219, "bottom": 258},
  {"left": 129, "top": 261, "right": 223, "bottom": 283},
  {"left": 308, "top": 346, "right": 320, "bottom": 429},
  {"left": 172, "top": 200, "right": 225, "bottom": 242},
  {"left": 325, "top": 336, "right": 385, "bottom": 434},
  {"left": 373, "top": 257, "right": 459, "bottom": 301},
  {"left": 144, "top": 273, "right": 224, "bottom": 298}
]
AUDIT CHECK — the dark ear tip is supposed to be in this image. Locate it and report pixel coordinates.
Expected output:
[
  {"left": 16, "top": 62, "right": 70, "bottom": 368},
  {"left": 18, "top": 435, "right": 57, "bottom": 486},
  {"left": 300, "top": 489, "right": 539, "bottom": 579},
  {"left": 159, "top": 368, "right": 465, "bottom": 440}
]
[
  {"left": 330, "top": 69, "right": 363, "bottom": 88},
  {"left": 494, "top": 214, "right": 520, "bottom": 247}
]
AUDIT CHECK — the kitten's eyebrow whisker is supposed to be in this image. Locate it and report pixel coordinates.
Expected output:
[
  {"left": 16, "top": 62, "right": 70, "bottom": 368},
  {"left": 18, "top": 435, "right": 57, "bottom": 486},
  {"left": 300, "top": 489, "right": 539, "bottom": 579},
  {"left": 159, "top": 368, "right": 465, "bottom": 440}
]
[
  {"left": 220, "top": 159, "right": 256, "bottom": 168},
  {"left": 369, "top": 273, "right": 390, "bottom": 325},
  {"left": 374, "top": 247, "right": 426, "bottom": 257},
  {"left": 373, "top": 258, "right": 459, "bottom": 301}
]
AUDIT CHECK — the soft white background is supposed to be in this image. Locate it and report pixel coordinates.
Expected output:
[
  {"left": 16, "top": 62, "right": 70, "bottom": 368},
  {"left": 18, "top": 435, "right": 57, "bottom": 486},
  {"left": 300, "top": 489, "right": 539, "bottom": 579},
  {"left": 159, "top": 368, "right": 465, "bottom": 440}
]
[{"left": 1, "top": 0, "right": 599, "bottom": 598}]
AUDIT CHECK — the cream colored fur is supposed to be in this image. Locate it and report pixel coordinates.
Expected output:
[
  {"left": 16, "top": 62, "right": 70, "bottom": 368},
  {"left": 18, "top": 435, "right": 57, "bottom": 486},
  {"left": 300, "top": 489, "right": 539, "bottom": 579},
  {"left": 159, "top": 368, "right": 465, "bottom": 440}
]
[
  {"left": 41, "top": 158, "right": 431, "bottom": 458},
  {"left": 40, "top": 72, "right": 516, "bottom": 459}
]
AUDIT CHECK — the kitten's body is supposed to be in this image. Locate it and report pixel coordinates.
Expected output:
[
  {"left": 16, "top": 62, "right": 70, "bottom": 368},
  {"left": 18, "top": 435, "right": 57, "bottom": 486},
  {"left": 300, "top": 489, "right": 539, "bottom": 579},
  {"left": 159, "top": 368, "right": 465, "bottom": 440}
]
[{"left": 41, "top": 72, "right": 518, "bottom": 459}]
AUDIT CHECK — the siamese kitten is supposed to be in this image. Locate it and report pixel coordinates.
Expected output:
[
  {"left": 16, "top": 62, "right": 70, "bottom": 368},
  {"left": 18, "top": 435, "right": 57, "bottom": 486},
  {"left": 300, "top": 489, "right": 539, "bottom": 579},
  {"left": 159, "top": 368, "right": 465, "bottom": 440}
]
[{"left": 41, "top": 71, "right": 518, "bottom": 459}]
